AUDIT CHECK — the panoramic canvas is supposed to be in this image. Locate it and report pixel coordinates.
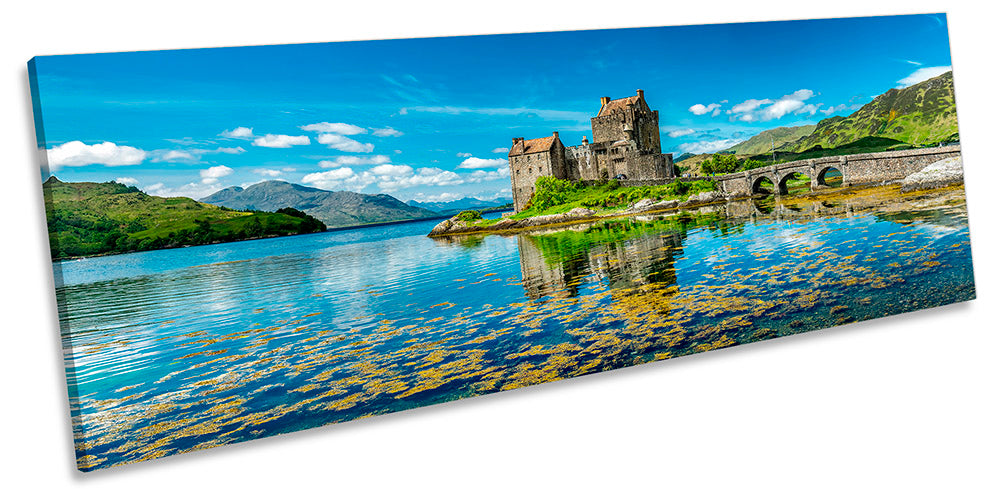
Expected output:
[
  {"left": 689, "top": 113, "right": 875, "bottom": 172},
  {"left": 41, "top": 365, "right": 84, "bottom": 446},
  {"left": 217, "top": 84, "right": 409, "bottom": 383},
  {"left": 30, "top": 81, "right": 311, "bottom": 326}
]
[{"left": 31, "top": 14, "right": 974, "bottom": 471}]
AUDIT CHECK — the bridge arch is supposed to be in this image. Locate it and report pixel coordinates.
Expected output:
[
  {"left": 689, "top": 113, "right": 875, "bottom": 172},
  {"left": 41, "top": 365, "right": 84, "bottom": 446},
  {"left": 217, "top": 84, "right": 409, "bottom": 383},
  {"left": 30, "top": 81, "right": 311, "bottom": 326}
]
[
  {"left": 778, "top": 171, "right": 810, "bottom": 195},
  {"left": 816, "top": 166, "right": 844, "bottom": 188},
  {"left": 751, "top": 175, "right": 776, "bottom": 195}
]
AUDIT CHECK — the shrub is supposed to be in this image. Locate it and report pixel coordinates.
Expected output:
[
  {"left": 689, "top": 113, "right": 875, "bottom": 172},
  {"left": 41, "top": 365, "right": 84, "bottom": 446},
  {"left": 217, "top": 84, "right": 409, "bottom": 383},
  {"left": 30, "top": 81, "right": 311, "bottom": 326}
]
[
  {"left": 455, "top": 210, "right": 483, "bottom": 222},
  {"left": 531, "top": 176, "right": 579, "bottom": 211}
]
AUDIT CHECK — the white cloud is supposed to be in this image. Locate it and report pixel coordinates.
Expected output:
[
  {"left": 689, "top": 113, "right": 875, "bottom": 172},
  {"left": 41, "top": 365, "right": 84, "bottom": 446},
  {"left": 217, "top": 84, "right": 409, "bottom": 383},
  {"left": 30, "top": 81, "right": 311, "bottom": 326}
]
[
  {"left": 319, "top": 155, "right": 391, "bottom": 167},
  {"left": 466, "top": 168, "right": 511, "bottom": 183},
  {"left": 371, "top": 127, "right": 403, "bottom": 137},
  {"left": 667, "top": 128, "right": 696, "bottom": 138},
  {"left": 456, "top": 152, "right": 473, "bottom": 158},
  {"left": 143, "top": 181, "right": 222, "bottom": 199},
  {"left": 411, "top": 191, "right": 465, "bottom": 203},
  {"left": 730, "top": 99, "right": 770, "bottom": 114},
  {"left": 896, "top": 66, "right": 951, "bottom": 88},
  {"left": 254, "top": 169, "right": 283, "bottom": 177},
  {"left": 114, "top": 177, "right": 139, "bottom": 186},
  {"left": 377, "top": 167, "right": 463, "bottom": 192},
  {"left": 301, "top": 167, "right": 369, "bottom": 191},
  {"left": 253, "top": 134, "right": 310, "bottom": 148},
  {"left": 476, "top": 188, "right": 512, "bottom": 200},
  {"left": 215, "top": 146, "right": 245, "bottom": 154},
  {"left": 458, "top": 157, "right": 509, "bottom": 169},
  {"left": 220, "top": 127, "right": 254, "bottom": 139},
  {"left": 728, "top": 90, "right": 815, "bottom": 122},
  {"left": 317, "top": 134, "right": 374, "bottom": 152},
  {"left": 796, "top": 103, "right": 822, "bottom": 116},
  {"left": 200, "top": 165, "right": 234, "bottom": 184},
  {"left": 688, "top": 103, "right": 722, "bottom": 116},
  {"left": 154, "top": 150, "right": 197, "bottom": 162},
  {"left": 47, "top": 141, "right": 147, "bottom": 169},
  {"left": 302, "top": 163, "right": 465, "bottom": 193},
  {"left": 370, "top": 164, "right": 414, "bottom": 177},
  {"left": 492, "top": 147, "right": 509, "bottom": 153},
  {"left": 677, "top": 137, "right": 746, "bottom": 154},
  {"left": 151, "top": 146, "right": 246, "bottom": 163},
  {"left": 303, "top": 167, "right": 355, "bottom": 183},
  {"left": 300, "top": 122, "right": 367, "bottom": 135}
]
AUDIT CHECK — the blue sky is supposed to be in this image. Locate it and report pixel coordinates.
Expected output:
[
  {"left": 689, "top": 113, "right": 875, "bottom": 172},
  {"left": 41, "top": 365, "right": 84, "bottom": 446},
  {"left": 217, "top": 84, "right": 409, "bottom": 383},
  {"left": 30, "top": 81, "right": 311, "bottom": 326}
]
[{"left": 30, "top": 13, "right": 952, "bottom": 203}]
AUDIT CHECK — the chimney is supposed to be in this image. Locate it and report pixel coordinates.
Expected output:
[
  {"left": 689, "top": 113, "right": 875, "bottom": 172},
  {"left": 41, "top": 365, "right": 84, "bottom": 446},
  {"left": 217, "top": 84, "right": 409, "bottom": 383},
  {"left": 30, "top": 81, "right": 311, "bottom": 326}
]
[
  {"left": 600, "top": 96, "right": 611, "bottom": 106},
  {"left": 582, "top": 136, "right": 589, "bottom": 145},
  {"left": 636, "top": 89, "right": 644, "bottom": 99},
  {"left": 553, "top": 131, "right": 559, "bottom": 138}
]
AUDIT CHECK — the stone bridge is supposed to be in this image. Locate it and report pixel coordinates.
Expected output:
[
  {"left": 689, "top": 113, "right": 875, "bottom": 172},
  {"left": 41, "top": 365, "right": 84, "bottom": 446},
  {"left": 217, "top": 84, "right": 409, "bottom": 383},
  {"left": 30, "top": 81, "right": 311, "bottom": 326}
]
[{"left": 714, "top": 145, "right": 962, "bottom": 197}]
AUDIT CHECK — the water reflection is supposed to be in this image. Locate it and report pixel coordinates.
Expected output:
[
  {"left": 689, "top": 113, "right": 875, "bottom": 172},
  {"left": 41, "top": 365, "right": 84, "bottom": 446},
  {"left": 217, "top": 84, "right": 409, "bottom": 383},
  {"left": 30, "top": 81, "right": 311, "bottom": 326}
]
[{"left": 56, "top": 186, "right": 974, "bottom": 471}]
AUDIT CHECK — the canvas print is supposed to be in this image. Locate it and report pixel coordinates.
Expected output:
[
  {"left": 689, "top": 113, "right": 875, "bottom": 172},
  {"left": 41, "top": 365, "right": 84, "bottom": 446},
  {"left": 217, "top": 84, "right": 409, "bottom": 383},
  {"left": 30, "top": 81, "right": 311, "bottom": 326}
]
[{"left": 30, "top": 14, "right": 975, "bottom": 471}]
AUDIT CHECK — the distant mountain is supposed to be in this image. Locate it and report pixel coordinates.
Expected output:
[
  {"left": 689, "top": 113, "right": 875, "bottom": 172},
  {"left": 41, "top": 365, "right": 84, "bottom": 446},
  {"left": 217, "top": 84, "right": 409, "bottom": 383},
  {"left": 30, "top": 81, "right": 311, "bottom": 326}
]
[
  {"left": 201, "top": 180, "right": 438, "bottom": 228},
  {"left": 780, "top": 71, "right": 958, "bottom": 152},
  {"left": 44, "top": 177, "right": 325, "bottom": 259},
  {"left": 407, "top": 196, "right": 513, "bottom": 213},
  {"left": 725, "top": 125, "right": 816, "bottom": 155}
]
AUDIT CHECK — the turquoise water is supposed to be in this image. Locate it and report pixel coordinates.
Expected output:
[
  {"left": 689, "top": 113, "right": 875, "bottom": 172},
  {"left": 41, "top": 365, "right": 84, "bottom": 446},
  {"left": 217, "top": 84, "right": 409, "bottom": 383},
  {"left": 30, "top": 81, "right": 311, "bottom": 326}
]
[{"left": 54, "top": 189, "right": 975, "bottom": 470}]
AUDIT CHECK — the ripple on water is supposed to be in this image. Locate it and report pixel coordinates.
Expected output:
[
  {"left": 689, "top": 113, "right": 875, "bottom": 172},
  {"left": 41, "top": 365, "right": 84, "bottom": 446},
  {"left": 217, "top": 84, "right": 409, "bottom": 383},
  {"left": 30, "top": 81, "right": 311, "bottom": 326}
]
[{"left": 56, "top": 191, "right": 974, "bottom": 470}]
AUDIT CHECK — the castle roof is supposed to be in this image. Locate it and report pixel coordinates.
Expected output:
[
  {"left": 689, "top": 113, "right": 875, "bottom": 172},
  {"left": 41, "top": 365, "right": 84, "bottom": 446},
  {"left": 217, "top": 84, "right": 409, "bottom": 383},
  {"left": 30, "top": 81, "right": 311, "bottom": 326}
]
[
  {"left": 596, "top": 90, "right": 651, "bottom": 117},
  {"left": 597, "top": 96, "right": 640, "bottom": 116},
  {"left": 508, "top": 135, "right": 561, "bottom": 157}
]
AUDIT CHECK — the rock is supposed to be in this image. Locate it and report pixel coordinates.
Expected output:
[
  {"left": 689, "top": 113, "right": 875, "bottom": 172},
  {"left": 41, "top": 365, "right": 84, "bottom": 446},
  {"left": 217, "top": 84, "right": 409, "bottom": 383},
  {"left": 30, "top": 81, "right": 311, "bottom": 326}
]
[
  {"left": 566, "top": 207, "right": 596, "bottom": 217},
  {"left": 679, "top": 190, "right": 723, "bottom": 207},
  {"left": 428, "top": 218, "right": 455, "bottom": 236},
  {"left": 628, "top": 198, "right": 657, "bottom": 212},
  {"left": 493, "top": 218, "right": 517, "bottom": 229},
  {"left": 652, "top": 199, "right": 679, "bottom": 210},
  {"left": 688, "top": 190, "right": 723, "bottom": 203},
  {"left": 900, "top": 156, "right": 964, "bottom": 192}
]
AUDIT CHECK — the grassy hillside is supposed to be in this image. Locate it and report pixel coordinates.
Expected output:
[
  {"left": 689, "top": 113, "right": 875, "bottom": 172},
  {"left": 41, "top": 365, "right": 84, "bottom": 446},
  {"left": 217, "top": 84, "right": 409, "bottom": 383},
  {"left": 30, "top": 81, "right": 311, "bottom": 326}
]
[
  {"left": 781, "top": 71, "right": 958, "bottom": 152},
  {"left": 44, "top": 177, "right": 325, "bottom": 259},
  {"left": 725, "top": 125, "right": 816, "bottom": 155}
]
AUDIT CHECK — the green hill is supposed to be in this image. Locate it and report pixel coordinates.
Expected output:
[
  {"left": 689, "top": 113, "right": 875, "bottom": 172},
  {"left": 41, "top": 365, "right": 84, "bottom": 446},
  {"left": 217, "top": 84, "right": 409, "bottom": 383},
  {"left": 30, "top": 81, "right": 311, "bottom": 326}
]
[
  {"left": 780, "top": 71, "right": 958, "bottom": 152},
  {"left": 724, "top": 125, "right": 816, "bottom": 155},
  {"left": 201, "top": 180, "right": 438, "bottom": 228},
  {"left": 43, "top": 177, "right": 326, "bottom": 259}
]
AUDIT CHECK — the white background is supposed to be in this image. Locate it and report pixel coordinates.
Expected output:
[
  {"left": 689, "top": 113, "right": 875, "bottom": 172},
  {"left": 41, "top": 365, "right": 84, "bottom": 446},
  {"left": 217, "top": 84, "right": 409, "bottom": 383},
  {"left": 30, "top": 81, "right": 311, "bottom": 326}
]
[{"left": 1, "top": 1, "right": 998, "bottom": 492}]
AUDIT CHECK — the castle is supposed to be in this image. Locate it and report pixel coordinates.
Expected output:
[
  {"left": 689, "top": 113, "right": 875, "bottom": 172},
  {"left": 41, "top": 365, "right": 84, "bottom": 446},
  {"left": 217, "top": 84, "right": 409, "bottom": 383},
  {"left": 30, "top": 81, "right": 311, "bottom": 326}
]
[{"left": 508, "top": 89, "right": 674, "bottom": 211}]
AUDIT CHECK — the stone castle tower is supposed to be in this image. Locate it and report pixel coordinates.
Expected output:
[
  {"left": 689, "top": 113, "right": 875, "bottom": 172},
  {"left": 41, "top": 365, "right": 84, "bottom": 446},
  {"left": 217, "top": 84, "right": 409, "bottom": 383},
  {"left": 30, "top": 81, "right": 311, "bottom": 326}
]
[{"left": 508, "top": 89, "right": 674, "bottom": 211}]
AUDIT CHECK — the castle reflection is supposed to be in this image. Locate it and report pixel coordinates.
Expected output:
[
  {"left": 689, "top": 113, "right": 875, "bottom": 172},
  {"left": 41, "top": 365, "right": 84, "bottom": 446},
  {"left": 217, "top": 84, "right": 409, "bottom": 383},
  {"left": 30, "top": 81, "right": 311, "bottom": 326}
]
[{"left": 516, "top": 219, "right": 686, "bottom": 301}]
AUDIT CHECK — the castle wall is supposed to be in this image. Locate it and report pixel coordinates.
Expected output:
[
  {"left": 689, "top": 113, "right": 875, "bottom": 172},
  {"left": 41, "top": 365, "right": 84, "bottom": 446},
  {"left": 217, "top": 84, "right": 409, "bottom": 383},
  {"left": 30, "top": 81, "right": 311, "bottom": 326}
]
[
  {"left": 591, "top": 114, "right": 628, "bottom": 143},
  {"left": 564, "top": 145, "right": 595, "bottom": 181},
  {"left": 624, "top": 152, "right": 670, "bottom": 179}
]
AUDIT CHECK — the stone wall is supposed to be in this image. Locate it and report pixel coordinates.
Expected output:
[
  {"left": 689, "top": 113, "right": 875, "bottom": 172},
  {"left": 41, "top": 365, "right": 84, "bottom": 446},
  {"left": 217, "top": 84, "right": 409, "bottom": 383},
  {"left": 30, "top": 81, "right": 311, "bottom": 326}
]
[
  {"left": 565, "top": 145, "right": 598, "bottom": 181},
  {"left": 715, "top": 145, "right": 962, "bottom": 198}
]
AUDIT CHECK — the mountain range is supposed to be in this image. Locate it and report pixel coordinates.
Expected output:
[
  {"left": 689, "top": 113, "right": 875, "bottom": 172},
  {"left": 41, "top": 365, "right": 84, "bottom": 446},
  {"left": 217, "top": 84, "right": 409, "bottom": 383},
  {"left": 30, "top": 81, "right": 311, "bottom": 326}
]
[
  {"left": 201, "top": 181, "right": 441, "bottom": 228},
  {"left": 407, "top": 196, "right": 512, "bottom": 213}
]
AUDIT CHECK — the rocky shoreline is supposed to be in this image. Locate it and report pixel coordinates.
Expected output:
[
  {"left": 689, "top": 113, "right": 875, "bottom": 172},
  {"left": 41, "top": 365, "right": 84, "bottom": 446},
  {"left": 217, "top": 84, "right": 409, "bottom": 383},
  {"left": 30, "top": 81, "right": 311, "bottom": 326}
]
[
  {"left": 428, "top": 156, "right": 966, "bottom": 238},
  {"left": 427, "top": 191, "right": 726, "bottom": 237}
]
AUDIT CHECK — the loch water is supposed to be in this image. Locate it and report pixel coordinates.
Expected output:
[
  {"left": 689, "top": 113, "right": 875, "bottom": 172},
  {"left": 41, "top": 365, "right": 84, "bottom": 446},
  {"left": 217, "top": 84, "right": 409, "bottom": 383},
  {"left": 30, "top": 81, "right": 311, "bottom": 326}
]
[{"left": 53, "top": 187, "right": 975, "bottom": 470}]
